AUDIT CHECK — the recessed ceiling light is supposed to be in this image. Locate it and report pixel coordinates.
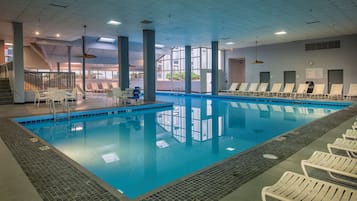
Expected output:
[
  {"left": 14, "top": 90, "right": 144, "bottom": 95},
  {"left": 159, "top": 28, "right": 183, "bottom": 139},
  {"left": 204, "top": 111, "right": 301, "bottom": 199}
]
[
  {"left": 155, "top": 44, "right": 165, "bottom": 48},
  {"left": 107, "top": 20, "right": 121, "bottom": 25},
  {"left": 225, "top": 42, "right": 235, "bottom": 45},
  {"left": 274, "top": 31, "right": 287, "bottom": 35},
  {"left": 56, "top": 33, "right": 61, "bottom": 37},
  {"left": 98, "top": 37, "right": 116, "bottom": 43},
  {"left": 35, "top": 31, "right": 40, "bottom": 35}
]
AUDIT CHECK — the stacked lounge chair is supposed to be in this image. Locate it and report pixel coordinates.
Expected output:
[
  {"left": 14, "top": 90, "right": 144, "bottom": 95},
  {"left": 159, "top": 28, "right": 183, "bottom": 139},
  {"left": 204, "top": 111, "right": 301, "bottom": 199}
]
[{"left": 261, "top": 120, "right": 357, "bottom": 201}]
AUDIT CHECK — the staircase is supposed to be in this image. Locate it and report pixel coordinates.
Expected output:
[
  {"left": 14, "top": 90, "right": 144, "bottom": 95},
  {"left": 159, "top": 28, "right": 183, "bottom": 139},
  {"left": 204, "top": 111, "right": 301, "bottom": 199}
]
[{"left": 0, "top": 79, "right": 13, "bottom": 104}]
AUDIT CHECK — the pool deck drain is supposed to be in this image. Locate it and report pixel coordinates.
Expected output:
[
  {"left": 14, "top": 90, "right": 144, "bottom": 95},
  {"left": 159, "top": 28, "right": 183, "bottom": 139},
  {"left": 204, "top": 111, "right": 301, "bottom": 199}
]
[{"left": 0, "top": 104, "right": 356, "bottom": 201}]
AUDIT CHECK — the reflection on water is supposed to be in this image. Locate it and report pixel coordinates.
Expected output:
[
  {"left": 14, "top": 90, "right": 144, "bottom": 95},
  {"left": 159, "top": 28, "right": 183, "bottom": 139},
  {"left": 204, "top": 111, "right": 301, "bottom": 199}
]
[{"left": 22, "top": 95, "right": 344, "bottom": 199}]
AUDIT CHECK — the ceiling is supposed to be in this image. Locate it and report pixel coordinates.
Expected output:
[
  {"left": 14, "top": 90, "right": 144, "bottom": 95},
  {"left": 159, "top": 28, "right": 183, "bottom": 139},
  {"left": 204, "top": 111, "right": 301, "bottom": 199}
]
[{"left": 1, "top": 0, "right": 357, "bottom": 65}]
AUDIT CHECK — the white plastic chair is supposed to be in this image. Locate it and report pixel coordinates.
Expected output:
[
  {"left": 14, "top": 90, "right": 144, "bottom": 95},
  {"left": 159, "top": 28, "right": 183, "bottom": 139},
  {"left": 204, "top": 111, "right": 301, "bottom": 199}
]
[
  {"left": 255, "top": 83, "right": 268, "bottom": 96},
  {"left": 221, "top": 82, "right": 238, "bottom": 94},
  {"left": 309, "top": 84, "right": 325, "bottom": 99},
  {"left": 235, "top": 83, "right": 248, "bottom": 95},
  {"left": 327, "top": 138, "right": 357, "bottom": 158},
  {"left": 278, "top": 83, "right": 295, "bottom": 97},
  {"left": 345, "top": 83, "right": 357, "bottom": 100},
  {"left": 265, "top": 83, "right": 282, "bottom": 96},
  {"left": 343, "top": 129, "right": 357, "bottom": 140},
  {"left": 33, "top": 89, "right": 48, "bottom": 107},
  {"left": 293, "top": 83, "right": 308, "bottom": 98},
  {"left": 245, "top": 83, "right": 258, "bottom": 95},
  {"left": 301, "top": 151, "right": 357, "bottom": 185},
  {"left": 328, "top": 84, "right": 343, "bottom": 100},
  {"left": 261, "top": 171, "right": 357, "bottom": 201}
]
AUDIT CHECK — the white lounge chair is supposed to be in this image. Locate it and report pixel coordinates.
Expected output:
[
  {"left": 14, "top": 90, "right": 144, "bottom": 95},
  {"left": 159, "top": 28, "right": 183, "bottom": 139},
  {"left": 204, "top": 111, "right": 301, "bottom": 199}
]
[
  {"left": 278, "top": 83, "right": 295, "bottom": 97},
  {"left": 301, "top": 151, "right": 357, "bottom": 185},
  {"left": 235, "top": 82, "right": 248, "bottom": 95},
  {"left": 265, "top": 83, "right": 282, "bottom": 96},
  {"left": 328, "top": 84, "right": 343, "bottom": 100},
  {"left": 254, "top": 83, "right": 268, "bottom": 96},
  {"left": 345, "top": 83, "right": 357, "bottom": 100},
  {"left": 221, "top": 82, "right": 238, "bottom": 94},
  {"left": 293, "top": 83, "right": 308, "bottom": 98},
  {"left": 352, "top": 122, "right": 357, "bottom": 131},
  {"left": 261, "top": 171, "right": 357, "bottom": 201},
  {"left": 327, "top": 138, "right": 357, "bottom": 158},
  {"left": 309, "top": 84, "right": 325, "bottom": 99},
  {"left": 343, "top": 129, "right": 357, "bottom": 140},
  {"left": 245, "top": 83, "right": 258, "bottom": 95}
]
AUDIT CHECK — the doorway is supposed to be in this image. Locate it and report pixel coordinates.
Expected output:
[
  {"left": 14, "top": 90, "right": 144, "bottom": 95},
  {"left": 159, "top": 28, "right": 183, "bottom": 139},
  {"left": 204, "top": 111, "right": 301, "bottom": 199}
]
[
  {"left": 260, "top": 72, "right": 270, "bottom": 90},
  {"left": 328, "top": 69, "right": 343, "bottom": 93},
  {"left": 228, "top": 58, "right": 245, "bottom": 84},
  {"left": 283, "top": 71, "right": 296, "bottom": 89}
]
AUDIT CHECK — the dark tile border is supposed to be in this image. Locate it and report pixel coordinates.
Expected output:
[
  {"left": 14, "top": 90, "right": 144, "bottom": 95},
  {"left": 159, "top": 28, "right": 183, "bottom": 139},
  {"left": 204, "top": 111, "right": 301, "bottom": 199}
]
[{"left": 1, "top": 104, "right": 356, "bottom": 201}]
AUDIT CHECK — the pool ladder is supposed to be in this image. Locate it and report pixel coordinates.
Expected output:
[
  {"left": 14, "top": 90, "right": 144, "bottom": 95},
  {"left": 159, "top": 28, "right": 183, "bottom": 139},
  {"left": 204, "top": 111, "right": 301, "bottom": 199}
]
[{"left": 49, "top": 99, "right": 71, "bottom": 121}]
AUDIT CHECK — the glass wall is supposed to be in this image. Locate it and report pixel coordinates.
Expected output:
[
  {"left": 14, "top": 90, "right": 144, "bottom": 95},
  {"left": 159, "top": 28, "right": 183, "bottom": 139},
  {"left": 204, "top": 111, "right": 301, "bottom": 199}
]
[{"left": 156, "top": 47, "right": 223, "bottom": 82}]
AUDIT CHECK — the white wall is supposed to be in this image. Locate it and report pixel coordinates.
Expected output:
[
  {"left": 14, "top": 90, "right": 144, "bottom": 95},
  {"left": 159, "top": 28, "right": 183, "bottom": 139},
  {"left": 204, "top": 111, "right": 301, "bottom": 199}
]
[{"left": 225, "top": 34, "right": 357, "bottom": 94}]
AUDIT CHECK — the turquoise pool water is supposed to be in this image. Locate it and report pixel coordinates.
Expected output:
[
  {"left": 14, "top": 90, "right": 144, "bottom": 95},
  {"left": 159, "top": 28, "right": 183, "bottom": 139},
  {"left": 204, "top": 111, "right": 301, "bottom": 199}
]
[{"left": 19, "top": 95, "right": 348, "bottom": 199}]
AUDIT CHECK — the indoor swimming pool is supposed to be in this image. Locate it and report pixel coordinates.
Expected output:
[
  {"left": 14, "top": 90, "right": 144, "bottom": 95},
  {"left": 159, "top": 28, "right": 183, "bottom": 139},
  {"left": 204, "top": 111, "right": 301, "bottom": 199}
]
[{"left": 17, "top": 94, "right": 350, "bottom": 199}]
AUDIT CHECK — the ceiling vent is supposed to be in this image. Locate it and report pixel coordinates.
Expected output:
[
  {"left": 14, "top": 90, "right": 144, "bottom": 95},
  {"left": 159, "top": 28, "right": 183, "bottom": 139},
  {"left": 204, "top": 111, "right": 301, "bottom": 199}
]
[{"left": 305, "top": 40, "right": 340, "bottom": 51}]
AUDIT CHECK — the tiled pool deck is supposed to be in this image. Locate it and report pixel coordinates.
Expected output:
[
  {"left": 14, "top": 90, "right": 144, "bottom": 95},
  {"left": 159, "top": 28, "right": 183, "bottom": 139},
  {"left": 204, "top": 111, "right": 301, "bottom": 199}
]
[{"left": 0, "top": 95, "right": 356, "bottom": 201}]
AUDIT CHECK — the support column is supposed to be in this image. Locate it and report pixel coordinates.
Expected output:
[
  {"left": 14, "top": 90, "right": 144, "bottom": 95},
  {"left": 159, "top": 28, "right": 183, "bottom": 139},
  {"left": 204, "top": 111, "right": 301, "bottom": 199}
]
[
  {"left": 118, "top": 36, "right": 129, "bottom": 89},
  {"left": 57, "top": 62, "right": 60, "bottom": 72},
  {"left": 68, "top": 46, "right": 71, "bottom": 72},
  {"left": 0, "top": 40, "right": 5, "bottom": 64},
  {"left": 67, "top": 46, "right": 72, "bottom": 88},
  {"left": 81, "top": 35, "right": 86, "bottom": 99},
  {"left": 12, "top": 22, "right": 25, "bottom": 103},
  {"left": 143, "top": 30, "right": 156, "bottom": 101},
  {"left": 185, "top": 45, "right": 191, "bottom": 94},
  {"left": 211, "top": 41, "right": 219, "bottom": 95}
]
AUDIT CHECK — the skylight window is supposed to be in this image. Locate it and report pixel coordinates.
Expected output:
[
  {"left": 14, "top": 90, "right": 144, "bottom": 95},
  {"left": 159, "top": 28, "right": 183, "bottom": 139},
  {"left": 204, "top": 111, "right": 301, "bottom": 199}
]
[
  {"left": 98, "top": 37, "right": 116, "bottom": 43},
  {"left": 107, "top": 20, "right": 121, "bottom": 25}
]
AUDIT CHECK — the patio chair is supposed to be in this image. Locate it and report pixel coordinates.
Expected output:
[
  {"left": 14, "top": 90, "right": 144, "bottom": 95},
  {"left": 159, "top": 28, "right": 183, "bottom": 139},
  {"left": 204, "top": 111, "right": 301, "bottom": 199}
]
[
  {"left": 293, "top": 83, "right": 308, "bottom": 98},
  {"left": 327, "top": 138, "right": 357, "bottom": 158},
  {"left": 328, "top": 84, "right": 343, "bottom": 100},
  {"left": 261, "top": 171, "right": 357, "bottom": 201},
  {"left": 235, "top": 82, "right": 248, "bottom": 95},
  {"left": 345, "top": 83, "right": 357, "bottom": 100},
  {"left": 254, "top": 83, "right": 268, "bottom": 96},
  {"left": 309, "top": 83, "right": 325, "bottom": 99},
  {"left": 278, "top": 83, "right": 295, "bottom": 97},
  {"left": 111, "top": 82, "right": 119, "bottom": 88},
  {"left": 301, "top": 151, "right": 357, "bottom": 185},
  {"left": 33, "top": 89, "right": 48, "bottom": 107},
  {"left": 101, "top": 82, "right": 111, "bottom": 91},
  {"left": 343, "top": 129, "right": 357, "bottom": 140},
  {"left": 112, "top": 88, "right": 124, "bottom": 105},
  {"left": 92, "top": 82, "right": 105, "bottom": 93},
  {"left": 264, "top": 83, "right": 282, "bottom": 96},
  {"left": 221, "top": 82, "right": 238, "bottom": 94}
]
